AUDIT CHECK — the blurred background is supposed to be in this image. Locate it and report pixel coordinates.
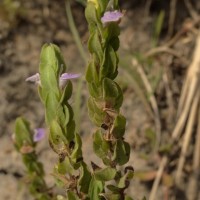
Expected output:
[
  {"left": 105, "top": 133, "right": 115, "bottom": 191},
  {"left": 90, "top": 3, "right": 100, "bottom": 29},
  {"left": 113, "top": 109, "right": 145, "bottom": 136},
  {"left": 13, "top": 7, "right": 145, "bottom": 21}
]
[{"left": 0, "top": 0, "right": 200, "bottom": 199}]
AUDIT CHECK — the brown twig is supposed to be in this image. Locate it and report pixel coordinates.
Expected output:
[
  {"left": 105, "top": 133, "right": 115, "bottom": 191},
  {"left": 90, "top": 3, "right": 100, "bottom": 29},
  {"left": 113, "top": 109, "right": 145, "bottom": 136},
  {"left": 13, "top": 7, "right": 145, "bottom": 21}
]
[
  {"left": 184, "top": 0, "right": 199, "bottom": 21},
  {"left": 167, "top": 0, "right": 178, "bottom": 38}
]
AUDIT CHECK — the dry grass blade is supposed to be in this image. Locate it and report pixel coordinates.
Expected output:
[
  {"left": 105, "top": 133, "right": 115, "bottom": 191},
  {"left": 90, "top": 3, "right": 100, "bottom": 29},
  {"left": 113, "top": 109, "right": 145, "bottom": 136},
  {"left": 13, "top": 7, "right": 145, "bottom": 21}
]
[
  {"left": 144, "top": 0, "right": 153, "bottom": 16},
  {"left": 172, "top": 78, "right": 197, "bottom": 139},
  {"left": 184, "top": 0, "right": 199, "bottom": 21},
  {"left": 132, "top": 59, "right": 161, "bottom": 149},
  {"left": 149, "top": 32, "right": 200, "bottom": 200},
  {"left": 163, "top": 67, "right": 176, "bottom": 120},
  {"left": 167, "top": 0, "right": 177, "bottom": 38},
  {"left": 173, "top": 33, "right": 200, "bottom": 139},
  {"left": 149, "top": 156, "right": 168, "bottom": 200},
  {"left": 175, "top": 87, "right": 200, "bottom": 185},
  {"left": 177, "top": 32, "right": 200, "bottom": 117},
  {"left": 145, "top": 46, "right": 188, "bottom": 66},
  {"left": 187, "top": 106, "right": 200, "bottom": 200}
]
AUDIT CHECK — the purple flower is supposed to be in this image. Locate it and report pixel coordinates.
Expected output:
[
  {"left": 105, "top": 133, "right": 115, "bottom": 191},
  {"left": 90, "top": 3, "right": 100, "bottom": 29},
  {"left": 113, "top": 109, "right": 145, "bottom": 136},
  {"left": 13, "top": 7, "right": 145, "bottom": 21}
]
[
  {"left": 60, "top": 73, "right": 81, "bottom": 80},
  {"left": 33, "top": 128, "right": 45, "bottom": 142},
  {"left": 26, "top": 72, "right": 81, "bottom": 89},
  {"left": 25, "top": 73, "right": 41, "bottom": 86},
  {"left": 59, "top": 73, "right": 81, "bottom": 89},
  {"left": 101, "top": 10, "right": 124, "bottom": 25}
]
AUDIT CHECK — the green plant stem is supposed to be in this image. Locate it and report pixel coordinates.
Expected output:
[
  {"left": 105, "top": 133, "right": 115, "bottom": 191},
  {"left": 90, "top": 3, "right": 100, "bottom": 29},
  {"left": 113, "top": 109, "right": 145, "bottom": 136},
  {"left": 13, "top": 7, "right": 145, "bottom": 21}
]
[
  {"left": 65, "top": 0, "right": 87, "bottom": 64},
  {"left": 65, "top": 0, "right": 88, "bottom": 132}
]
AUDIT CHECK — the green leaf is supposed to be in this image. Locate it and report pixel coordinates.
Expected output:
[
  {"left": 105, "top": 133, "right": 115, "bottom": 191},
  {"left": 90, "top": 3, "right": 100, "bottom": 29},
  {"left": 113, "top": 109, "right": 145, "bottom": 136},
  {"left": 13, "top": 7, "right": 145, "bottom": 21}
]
[
  {"left": 88, "top": 176, "right": 104, "bottom": 200},
  {"left": 107, "top": 23, "right": 120, "bottom": 38},
  {"left": 93, "top": 130, "right": 110, "bottom": 165},
  {"left": 88, "top": 29, "right": 103, "bottom": 61},
  {"left": 38, "top": 194, "right": 51, "bottom": 200},
  {"left": 109, "top": 36, "right": 120, "bottom": 51},
  {"left": 39, "top": 44, "right": 65, "bottom": 96},
  {"left": 85, "top": 2, "right": 99, "bottom": 25},
  {"left": 87, "top": 82, "right": 102, "bottom": 98},
  {"left": 66, "top": 119, "right": 75, "bottom": 141},
  {"left": 23, "top": 154, "right": 44, "bottom": 174},
  {"left": 99, "top": 193, "right": 121, "bottom": 200},
  {"left": 118, "top": 168, "right": 134, "bottom": 189},
  {"left": 85, "top": 61, "right": 99, "bottom": 83},
  {"left": 66, "top": 191, "right": 79, "bottom": 200},
  {"left": 62, "top": 105, "right": 70, "bottom": 126},
  {"left": 103, "top": 78, "right": 119, "bottom": 99},
  {"left": 94, "top": 167, "right": 117, "bottom": 181},
  {"left": 98, "top": 0, "right": 109, "bottom": 13},
  {"left": 49, "top": 120, "right": 68, "bottom": 154},
  {"left": 113, "top": 140, "right": 130, "bottom": 165},
  {"left": 88, "top": 97, "right": 106, "bottom": 126},
  {"left": 102, "top": 78, "right": 123, "bottom": 109},
  {"left": 57, "top": 157, "right": 74, "bottom": 175},
  {"left": 60, "top": 80, "right": 73, "bottom": 102},
  {"left": 70, "top": 133, "right": 83, "bottom": 167},
  {"left": 49, "top": 120, "right": 67, "bottom": 145},
  {"left": 107, "top": 184, "right": 120, "bottom": 193},
  {"left": 103, "top": 23, "right": 120, "bottom": 46},
  {"left": 111, "top": 114, "right": 126, "bottom": 138},
  {"left": 105, "top": 0, "right": 119, "bottom": 10},
  {"left": 29, "top": 175, "right": 47, "bottom": 195},
  {"left": 44, "top": 92, "right": 60, "bottom": 125},
  {"left": 40, "top": 64, "right": 59, "bottom": 95},
  {"left": 78, "top": 162, "right": 92, "bottom": 193},
  {"left": 125, "top": 196, "right": 134, "bottom": 200},
  {"left": 153, "top": 10, "right": 165, "bottom": 47},
  {"left": 14, "top": 117, "right": 34, "bottom": 151},
  {"left": 100, "top": 45, "right": 117, "bottom": 80}
]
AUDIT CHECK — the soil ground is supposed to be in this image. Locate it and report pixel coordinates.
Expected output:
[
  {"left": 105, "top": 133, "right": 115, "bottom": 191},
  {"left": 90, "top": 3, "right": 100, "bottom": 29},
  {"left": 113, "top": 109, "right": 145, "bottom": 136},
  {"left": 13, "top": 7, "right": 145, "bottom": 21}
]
[{"left": 0, "top": 0, "right": 200, "bottom": 200}]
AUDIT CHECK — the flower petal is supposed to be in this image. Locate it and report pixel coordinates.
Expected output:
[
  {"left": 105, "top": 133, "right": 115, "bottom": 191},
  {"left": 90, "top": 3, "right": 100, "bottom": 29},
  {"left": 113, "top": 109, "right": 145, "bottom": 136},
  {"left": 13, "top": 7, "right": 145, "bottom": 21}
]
[
  {"left": 33, "top": 128, "right": 45, "bottom": 142},
  {"left": 59, "top": 73, "right": 81, "bottom": 89},
  {"left": 60, "top": 73, "right": 81, "bottom": 80},
  {"left": 101, "top": 10, "right": 123, "bottom": 25},
  {"left": 25, "top": 73, "right": 41, "bottom": 85}
]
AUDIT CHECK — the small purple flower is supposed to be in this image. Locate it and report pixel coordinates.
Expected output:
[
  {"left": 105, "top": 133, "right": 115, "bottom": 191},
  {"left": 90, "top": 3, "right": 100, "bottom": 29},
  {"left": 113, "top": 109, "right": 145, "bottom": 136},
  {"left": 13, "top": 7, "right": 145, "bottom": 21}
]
[
  {"left": 60, "top": 73, "right": 81, "bottom": 80},
  {"left": 33, "top": 128, "right": 45, "bottom": 142},
  {"left": 59, "top": 73, "right": 81, "bottom": 89},
  {"left": 26, "top": 72, "right": 81, "bottom": 89},
  {"left": 25, "top": 73, "right": 41, "bottom": 86},
  {"left": 101, "top": 10, "right": 124, "bottom": 25}
]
